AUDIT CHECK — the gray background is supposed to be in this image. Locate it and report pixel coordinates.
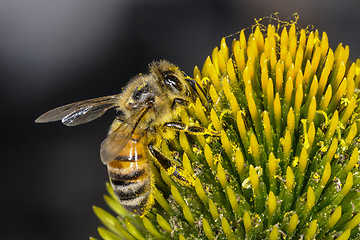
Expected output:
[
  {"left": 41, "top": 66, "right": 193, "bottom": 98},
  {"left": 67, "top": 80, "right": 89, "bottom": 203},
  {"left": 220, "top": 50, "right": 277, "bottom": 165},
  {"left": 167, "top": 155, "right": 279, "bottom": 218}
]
[{"left": 1, "top": 0, "right": 360, "bottom": 239}]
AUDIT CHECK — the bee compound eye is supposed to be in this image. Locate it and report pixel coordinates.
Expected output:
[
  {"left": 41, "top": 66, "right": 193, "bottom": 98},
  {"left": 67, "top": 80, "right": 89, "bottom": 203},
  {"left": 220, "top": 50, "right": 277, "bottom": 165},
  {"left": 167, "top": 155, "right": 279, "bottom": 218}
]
[{"left": 163, "top": 74, "right": 182, "bottom": 92}]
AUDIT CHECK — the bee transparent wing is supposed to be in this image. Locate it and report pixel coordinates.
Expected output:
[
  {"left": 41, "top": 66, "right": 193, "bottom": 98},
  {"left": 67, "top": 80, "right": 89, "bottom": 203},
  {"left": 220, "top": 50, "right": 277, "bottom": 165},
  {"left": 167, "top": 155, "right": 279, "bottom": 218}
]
[
  {"left": 100, "top": 105, "right": 151, "bottom": 164},
  {"left": 35, "top": 95, "right": 119, "bottom": 126}
]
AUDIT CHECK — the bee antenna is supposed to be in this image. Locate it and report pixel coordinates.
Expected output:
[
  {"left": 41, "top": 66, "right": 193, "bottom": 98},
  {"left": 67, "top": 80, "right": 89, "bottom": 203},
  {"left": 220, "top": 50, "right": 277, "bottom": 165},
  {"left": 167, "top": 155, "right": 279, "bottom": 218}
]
[{"left": 185, "top": 77, "right": 208, "bottom": 100}]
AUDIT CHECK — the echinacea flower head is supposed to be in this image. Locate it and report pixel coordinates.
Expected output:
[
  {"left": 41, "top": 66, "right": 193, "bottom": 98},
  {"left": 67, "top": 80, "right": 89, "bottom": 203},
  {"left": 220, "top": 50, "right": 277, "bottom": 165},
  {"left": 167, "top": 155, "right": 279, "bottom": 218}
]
[{"left": 93, "top": 18, "right": 360, "bottom": 240}]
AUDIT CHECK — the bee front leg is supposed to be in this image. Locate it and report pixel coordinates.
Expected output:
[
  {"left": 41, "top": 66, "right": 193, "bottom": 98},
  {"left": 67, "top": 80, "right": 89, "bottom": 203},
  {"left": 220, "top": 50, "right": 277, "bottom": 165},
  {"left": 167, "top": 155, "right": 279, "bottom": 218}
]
[
  {"left": 171, "top": 98, "right": 189, "bottom": 109},
  {"left": 148, "top": 144, "right": 195, "bottom": 187},
  {"left": 163, "top": 122, "right": 220, "bottom": 136}
]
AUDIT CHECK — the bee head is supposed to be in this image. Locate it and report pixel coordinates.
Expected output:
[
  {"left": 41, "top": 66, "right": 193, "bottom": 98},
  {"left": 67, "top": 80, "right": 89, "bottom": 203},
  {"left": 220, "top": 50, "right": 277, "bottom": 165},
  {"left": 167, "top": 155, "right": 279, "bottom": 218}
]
[{"left": 150, "top": 60, "right": 187, "bottom": 96}]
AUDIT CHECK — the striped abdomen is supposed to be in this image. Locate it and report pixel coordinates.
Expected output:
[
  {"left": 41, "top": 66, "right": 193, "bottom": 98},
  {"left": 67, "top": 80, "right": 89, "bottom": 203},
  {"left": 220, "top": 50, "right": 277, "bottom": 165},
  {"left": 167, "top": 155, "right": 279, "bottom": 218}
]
[{"left": 107, "top": 135, "right": 154, "bottom": 216}]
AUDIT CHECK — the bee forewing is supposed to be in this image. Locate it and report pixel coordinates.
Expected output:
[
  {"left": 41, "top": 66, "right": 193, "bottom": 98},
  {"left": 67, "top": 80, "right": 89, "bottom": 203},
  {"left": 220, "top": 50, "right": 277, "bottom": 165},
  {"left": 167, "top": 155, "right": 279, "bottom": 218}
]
[
  {"left": 99, "top": 105, "right": 152, "bottom": 164},
  {"left": 35, "top": 95, "right": 119, "bottom": 126},
  {"left": 100, "top": 130, "right": 131, "bottom": 164}
]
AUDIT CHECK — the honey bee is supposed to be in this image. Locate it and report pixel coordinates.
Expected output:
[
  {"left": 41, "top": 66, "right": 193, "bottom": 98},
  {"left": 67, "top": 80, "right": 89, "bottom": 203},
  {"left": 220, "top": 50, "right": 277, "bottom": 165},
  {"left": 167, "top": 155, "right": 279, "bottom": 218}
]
[{"left": 36, "top": 60, "right": 217, "bottom": 216}]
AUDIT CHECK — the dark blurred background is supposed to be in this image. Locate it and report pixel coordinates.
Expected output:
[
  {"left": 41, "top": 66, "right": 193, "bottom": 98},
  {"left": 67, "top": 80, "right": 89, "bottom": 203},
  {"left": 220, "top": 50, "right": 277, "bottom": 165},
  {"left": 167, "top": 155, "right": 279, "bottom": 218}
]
[{"left": 1, "top": 0, "right": 360, "bottom": 239}]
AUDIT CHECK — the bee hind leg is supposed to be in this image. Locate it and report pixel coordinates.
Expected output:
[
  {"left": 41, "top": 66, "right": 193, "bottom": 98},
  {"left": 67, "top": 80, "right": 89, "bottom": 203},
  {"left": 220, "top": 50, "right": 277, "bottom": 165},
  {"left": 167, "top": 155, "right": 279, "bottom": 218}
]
[
  {"left": 163, "top": 122, "right": 219, "bottom": 136},
  {"left": 148, "top": 144, "right": 195, "bottom": 187}
]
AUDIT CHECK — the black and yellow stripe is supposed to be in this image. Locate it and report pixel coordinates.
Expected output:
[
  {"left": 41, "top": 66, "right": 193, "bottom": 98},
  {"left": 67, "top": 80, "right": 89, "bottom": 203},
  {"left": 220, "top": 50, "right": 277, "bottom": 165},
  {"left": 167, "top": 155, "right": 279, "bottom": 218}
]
[{"left": 107, "top": 135, "right": 154, "bottom": 216}]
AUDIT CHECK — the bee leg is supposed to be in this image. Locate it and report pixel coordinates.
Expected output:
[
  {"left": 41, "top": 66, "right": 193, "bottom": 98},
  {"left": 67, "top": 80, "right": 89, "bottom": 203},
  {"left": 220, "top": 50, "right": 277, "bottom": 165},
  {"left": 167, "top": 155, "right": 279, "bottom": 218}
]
[
  {"left": 148, "top": 144, "right": 195, "bottom": 186},
  {"left": 185, "top": 78, "right": 207, "bottom": 101},
  {"left": 171, "top": 98, "right": 189, "bottom": 109},
  {"left": 163, "top": 122, "right": 220, "bottom": 136}
]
